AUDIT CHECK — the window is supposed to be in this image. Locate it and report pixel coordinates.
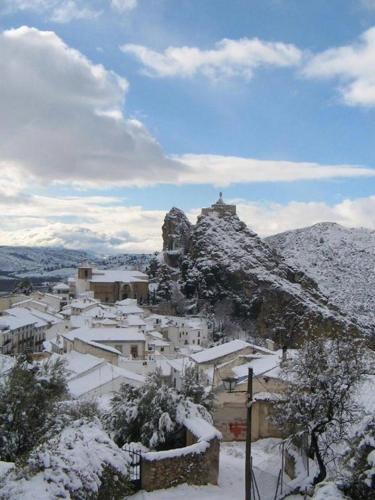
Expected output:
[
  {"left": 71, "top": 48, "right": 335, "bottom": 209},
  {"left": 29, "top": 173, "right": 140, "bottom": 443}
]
[
  {"left": 131, "top": 345, "right": 139, "bottom": 358},
  {"left": 198, "top": 331, "right": 200, "bottom": 337},
  {"left": 160, "top": 347, "right": 164, "bottom": 352},
  {"left": 197, "top": 339, "right": 200, "bottom": 345}
]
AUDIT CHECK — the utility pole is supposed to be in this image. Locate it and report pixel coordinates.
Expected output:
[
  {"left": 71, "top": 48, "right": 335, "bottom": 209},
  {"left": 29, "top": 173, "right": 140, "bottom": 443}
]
[{"left": 245, "top": 367, "right": 253, "bottom": 500}]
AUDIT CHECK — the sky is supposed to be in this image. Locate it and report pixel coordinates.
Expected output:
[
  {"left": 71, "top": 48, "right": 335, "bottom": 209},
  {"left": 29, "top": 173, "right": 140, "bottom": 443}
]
[{"left": 1, "top": 0, "right": 375, "bottom": 254}]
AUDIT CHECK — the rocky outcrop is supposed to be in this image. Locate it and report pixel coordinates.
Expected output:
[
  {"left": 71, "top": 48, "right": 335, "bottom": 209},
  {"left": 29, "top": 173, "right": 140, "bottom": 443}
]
[
  {"left": 162, "top": 207, "right": 192, "bottom": 267},
  {"left": 176, "top": 210, "right": 361, "bottom": 346}
]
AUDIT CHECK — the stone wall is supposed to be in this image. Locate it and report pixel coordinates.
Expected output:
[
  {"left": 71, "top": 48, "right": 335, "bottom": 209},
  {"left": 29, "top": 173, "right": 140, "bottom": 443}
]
[{"left": 141, "top": 430, "right": 220, "bottom": 491}]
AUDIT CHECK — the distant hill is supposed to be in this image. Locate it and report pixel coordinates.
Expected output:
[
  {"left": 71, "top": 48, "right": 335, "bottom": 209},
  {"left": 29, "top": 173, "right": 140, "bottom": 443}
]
[
  {"left": 266, "top": 222, "right": 375, "bottom": 334},
  {"left": 0, "top": 246, "right": 152, "bottom": 280}
]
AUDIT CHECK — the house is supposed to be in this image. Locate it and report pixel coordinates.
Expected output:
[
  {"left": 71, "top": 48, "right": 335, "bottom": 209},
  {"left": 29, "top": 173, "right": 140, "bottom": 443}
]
[
  {"left": 62, "top": 326, "right": 146, "bottom": 360},
  {"left": 0, "top": 307, "right": 48, "bottom": 354},
  {"left": 190, "top": 339, "right": 265, "bottom": 369},
  {"left": 71, "top": 263, "right": 149, "bottom": 304},
  {"left": 146, "top": 314, "right": 209, "bottom": 349},
  {"left": 68, "top": 363, "right": 145, "bottom": 400},
  {"left": 51, "top": 283, "right": 70, "bottom": 307},
  {"left": 213, "top": 350, "right": 289, "bottom": 441},
  {"left": 49, "top": 351, "right": 145, "bottom": 400}
]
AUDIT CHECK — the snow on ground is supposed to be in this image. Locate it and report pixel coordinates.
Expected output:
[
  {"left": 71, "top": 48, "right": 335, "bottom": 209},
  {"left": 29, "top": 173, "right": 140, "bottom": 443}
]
[{"left": 131, "top": 438, "right": 293, "bottom": 500}]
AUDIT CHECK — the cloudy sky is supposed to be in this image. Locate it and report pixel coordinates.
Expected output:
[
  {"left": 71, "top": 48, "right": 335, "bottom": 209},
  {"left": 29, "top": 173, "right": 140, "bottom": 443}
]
[{"left": 1, "top": 0, "right": 375, "bottom": 254}]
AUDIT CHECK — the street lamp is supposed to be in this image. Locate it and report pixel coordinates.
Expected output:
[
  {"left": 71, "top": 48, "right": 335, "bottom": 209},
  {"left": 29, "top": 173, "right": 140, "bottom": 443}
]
[{"left": 222, "top": 368, "right": 253, "bottom": 500}]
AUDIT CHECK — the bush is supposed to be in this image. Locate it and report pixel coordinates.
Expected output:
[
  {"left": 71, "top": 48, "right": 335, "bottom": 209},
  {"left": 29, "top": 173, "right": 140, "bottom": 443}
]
[{"left": 0, "top": 419, "right": 133, "bottom": 500}]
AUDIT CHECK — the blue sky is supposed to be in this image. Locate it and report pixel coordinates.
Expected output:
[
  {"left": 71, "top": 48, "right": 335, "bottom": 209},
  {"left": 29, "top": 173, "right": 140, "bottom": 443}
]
[{"left": 0, "top": 0, "right": 375, "bottom": 253}]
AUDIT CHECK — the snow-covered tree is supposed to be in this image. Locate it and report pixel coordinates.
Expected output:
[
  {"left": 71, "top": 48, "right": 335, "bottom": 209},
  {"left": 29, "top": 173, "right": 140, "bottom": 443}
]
[
  {"left": 146, "top": 254, "right": 160, "bottom": 279},
  {"left": 105, "top": 370, "right": 183, "bottom": 450},
  {"left": 105, "top": 370, "right": 212, "bottom": 451},
  {"left": 0, "top": 355, "right": 67, "bottom": 461},
  {"left": 340, "top": 415, "right": 375, "bottom": 499},
  {"left": 156, "top": 264, "right": 173, "bottom": 302},
  {"left": 273, "top": 335, "right": 370, "bottom": 484},
  {"left": 0, "top": 418, "right": 133, "bottom": 499},
  {"left": 180, "top": 364, "right": 214, "bottom": 412}
]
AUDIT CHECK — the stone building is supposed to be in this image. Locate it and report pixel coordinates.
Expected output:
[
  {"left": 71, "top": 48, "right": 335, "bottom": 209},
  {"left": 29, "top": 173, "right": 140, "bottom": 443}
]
[
  {"left": 201, "top": 192, "right": 236, "bottom": 217},
  {"left": 72, "top": 263, "right": 149, "bottom": 304}
]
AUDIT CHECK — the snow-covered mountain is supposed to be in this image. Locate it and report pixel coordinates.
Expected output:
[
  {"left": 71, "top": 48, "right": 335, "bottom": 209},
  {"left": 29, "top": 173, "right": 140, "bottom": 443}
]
[
  {"left": 0, "top": 246, "right": 152, "bottom": 279},
  {"left": 162, "top": 208, "right": 361, "bottom": 345},
  {"left": 266, "top": 222, "right": 375, "bottom": 333}
]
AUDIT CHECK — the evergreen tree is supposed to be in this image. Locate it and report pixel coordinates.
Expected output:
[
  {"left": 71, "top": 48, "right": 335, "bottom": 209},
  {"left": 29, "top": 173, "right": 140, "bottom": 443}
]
[
  {"left": 146, "top": 254, "right": 160, "bottom": 279},
  {"left": 0, "top": 355, "right": 67, "bottom": 461},
  {"left": 180, "top": 364, "right": 214, "bottom": 412},
  {"left": 156, "top": 265, "right": 173, "bottom": 302}
]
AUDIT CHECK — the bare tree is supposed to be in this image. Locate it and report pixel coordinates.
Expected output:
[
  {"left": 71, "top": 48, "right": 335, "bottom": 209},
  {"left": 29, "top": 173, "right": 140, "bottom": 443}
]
[{"left": 274, "top": 335, "right": 371, "bottom": 484}]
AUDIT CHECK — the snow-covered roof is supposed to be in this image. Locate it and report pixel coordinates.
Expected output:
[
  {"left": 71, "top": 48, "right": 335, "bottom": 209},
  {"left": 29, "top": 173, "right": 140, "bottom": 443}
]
[
  {"left": 68, "top": 363, "right": 145, "bottom": 397},
  {"left": 0, "top": 354, "right": 15, "bottom": 375},
  {"left": 147, "top": 330, "right": 164, "bottom": 340},
  {"left": 52, "top": 351, "right": 105, "bottom": 378},
  {"left": 70, "top": 298, "right": 98, "bottom": 310},
  {"left": 82, "top": 306, "right": 116, "bottom": 319},
  {"left": 64, "top": 326, "right": 146, "bottom": 343},
  {"left": 19, "top": 307, "right": 63, "bottom": 326},
  {"left": 116, "top": 298, "right": 138, "bottom": 306},
  {"left": 52, "top": 283, "right": 70, "bottom": 291},
  {"left": 149, "top": 339, "right": 170, "bottom": 347},
  {"left": 94, "top": 318, "right": 118, "bottom": 326},
  {"left": 124, "top": 315, "right": 146, "bottom": 327},
  {"left": 190, "top": 340, "right": 251, "bottom": 364},
  {"left": 90, "top": 269, "right": 148, "bottom": 283},
  {"left": 232, "top": 353, "right": 281, "bottom": 379},
  {"left": 84, "top": 340, "right": 123, "bottom": 355},
  {"left": 116, "top": 304, "right": 144, "bottom": 315},
  {"left": 3, "top": 307, "right": 45, "bottom": 329}
]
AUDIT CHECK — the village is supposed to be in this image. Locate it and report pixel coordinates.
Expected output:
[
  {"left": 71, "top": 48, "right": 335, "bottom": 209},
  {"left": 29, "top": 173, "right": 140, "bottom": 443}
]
[
  {"left": 0, "top": 198, "right": 374, "bottom": 499},
  {"left": 0, "top": 254, "right": 308, "bottom": 495}
]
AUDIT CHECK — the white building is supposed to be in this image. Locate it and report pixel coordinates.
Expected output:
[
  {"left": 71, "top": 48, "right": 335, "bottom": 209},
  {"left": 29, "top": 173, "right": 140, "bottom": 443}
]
[
  {"left": 146, "top": 315, "right": 209, "bottom": 349},
  {"left": 0, "top": 308, "right": 47, "bottom": 354}
]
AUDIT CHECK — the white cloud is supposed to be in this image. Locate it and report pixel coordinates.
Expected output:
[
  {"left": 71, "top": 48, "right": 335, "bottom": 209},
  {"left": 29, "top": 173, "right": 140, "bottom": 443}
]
[
  {"left": 303, "top": 26, "right": 375, "bottom": 106},
  {"left": 120, "top": 37, "right": 302, "bottom": 79},
  {"left": 175, "top": 154, "right": 375, "bottom": 186},
  {"left": 110, "top": 0, "right": 137, "bottom": 12},
  {"left": 0, "top": 26, "right": 183, "bottom": 188},
  {"left": 236, "top": 195, "right": 375, "bottom": 237},
  {"left": 0, "top": 1, "right": 100, "bottom": 22},
  {"left": 0, "top": 194, "right": 166, "bottom": 253},
  {"left": 0, "top": 191, "right": 374, "bottom": 253},
  {"left": 50, "top": 1, "right": 100, "bottom": 23}
]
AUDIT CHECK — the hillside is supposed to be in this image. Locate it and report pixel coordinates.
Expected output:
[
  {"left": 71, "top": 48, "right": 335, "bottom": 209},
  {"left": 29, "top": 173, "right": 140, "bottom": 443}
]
[
  {"left": 0, "top": 246, "right": 152, "bottom": 279},
  {"left": 162, "top": 207, "right": 361, "bottom": 345},
  {"left": 266, "top": 222, "right": 375, "bottom": 333}
]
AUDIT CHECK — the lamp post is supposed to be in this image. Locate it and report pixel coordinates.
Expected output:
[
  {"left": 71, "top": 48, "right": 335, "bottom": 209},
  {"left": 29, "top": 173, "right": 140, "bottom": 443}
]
[{"left": 223, "top": 367, "right": 253, "bottom": 500}]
